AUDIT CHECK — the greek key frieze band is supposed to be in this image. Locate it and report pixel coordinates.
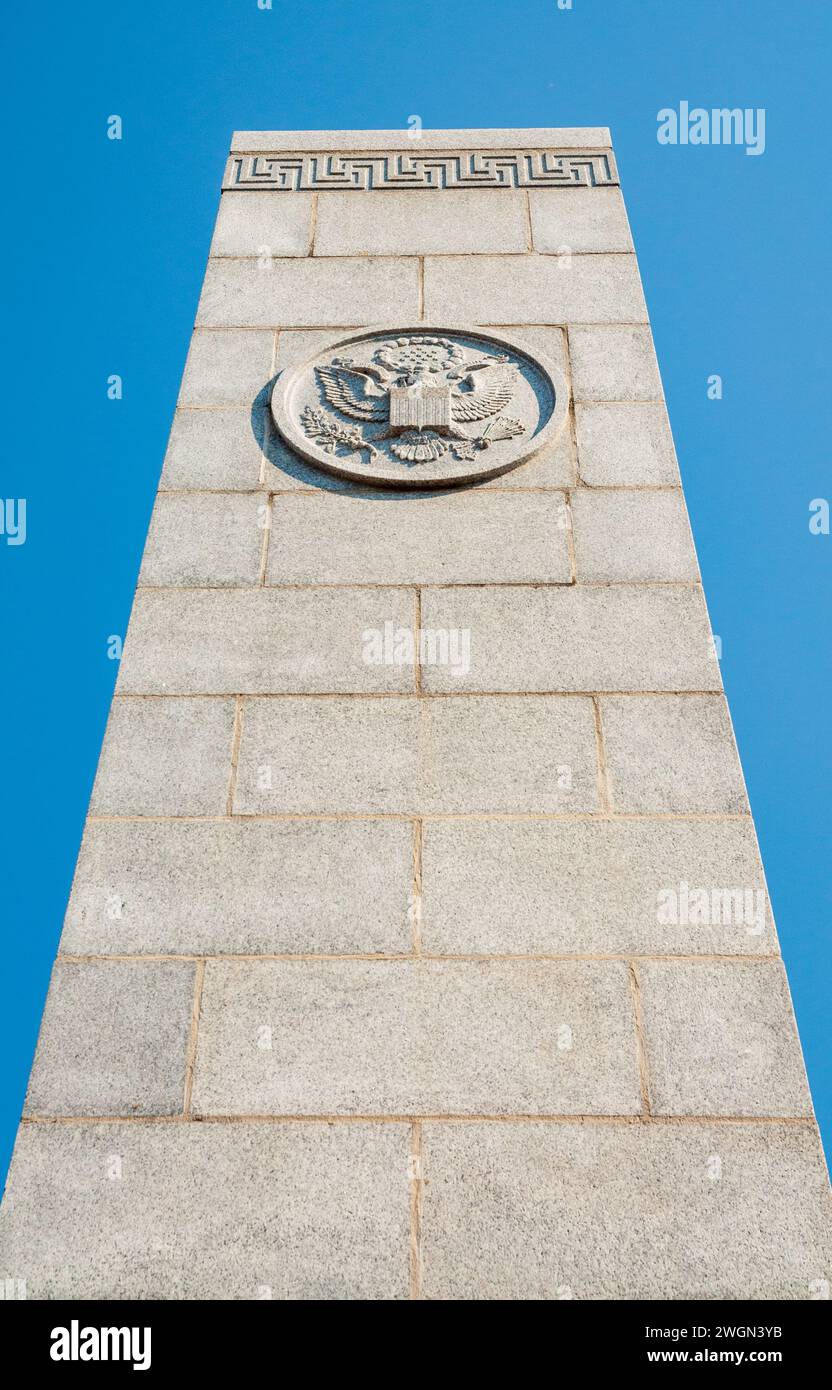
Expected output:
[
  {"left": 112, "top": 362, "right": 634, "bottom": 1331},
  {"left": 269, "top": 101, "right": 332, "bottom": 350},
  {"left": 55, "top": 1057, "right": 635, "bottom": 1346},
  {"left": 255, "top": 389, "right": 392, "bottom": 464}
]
[{"left": 222, "top": 149, "right": 619, "bottom": 192}]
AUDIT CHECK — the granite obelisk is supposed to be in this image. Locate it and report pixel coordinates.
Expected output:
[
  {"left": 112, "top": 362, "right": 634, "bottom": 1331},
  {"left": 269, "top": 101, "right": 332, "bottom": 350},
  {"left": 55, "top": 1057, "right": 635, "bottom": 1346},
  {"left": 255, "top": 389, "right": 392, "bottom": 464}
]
[{"left": 1, "top": 127, "right": 830, "bottom": 1300}]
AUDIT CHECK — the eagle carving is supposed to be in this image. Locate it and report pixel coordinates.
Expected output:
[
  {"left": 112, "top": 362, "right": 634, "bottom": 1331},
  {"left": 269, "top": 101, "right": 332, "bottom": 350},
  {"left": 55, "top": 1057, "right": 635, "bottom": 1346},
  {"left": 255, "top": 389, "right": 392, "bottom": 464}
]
[{"left": 301, "top": 335, "right": 524, "bottom": 464}]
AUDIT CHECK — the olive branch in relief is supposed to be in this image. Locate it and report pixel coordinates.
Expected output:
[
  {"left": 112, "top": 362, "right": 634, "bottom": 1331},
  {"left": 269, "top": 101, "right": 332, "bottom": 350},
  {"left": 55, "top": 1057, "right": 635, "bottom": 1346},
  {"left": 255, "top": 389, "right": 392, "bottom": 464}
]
[{"left": 300, "top": 406, "right": 379, "bottom": 459}]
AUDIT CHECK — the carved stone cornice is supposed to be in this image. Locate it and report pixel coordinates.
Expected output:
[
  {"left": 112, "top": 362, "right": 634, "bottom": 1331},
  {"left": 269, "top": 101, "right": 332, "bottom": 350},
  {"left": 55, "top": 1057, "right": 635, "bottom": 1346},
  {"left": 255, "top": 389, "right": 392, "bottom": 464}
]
[{"left": 223, "top": 149, "right": 618, "bottom": 192}]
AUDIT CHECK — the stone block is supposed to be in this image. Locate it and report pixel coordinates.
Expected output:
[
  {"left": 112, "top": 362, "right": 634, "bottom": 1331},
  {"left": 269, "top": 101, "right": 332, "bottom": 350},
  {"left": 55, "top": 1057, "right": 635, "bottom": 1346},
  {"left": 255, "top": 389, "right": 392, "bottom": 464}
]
[
  {"left": 419, "top": 1121, "right": 832, "bottom": 1299},
  {"left": 639, "top": 960, "right": 812, "bottom": 1116},
  {"left": 62, "top": 819, "right": 413, "bottom": 956},
  {"left": 481, "top": 432, "right": 575, "bottom": 487},
  {"left": 210, "top": 190, "right": 313, "bottom": 257},
  {"left": 234, "top": 695, "right": 419, "bottom": 814},
  {"left": 159, "top": 408, "right": 265, "bottom": 491},
  {"left": 571, "top": 489, "right": 699, "bottom": 582},
  {"left": 0, "top": 1122, "right": 410, "bottom": 1299},
  {"left": 233, "top": 695, "right": 600, "bottom": 815},
  {"left": 416, "top": 696, "right": 600, "bottom": 814},
  {"left": 600, "top": 695, "right": 749, "bottom": 813},
  {"left": 23, "top": 961, "right": 194, "bottom": 1116},
  {"left": 89, "top": 697, "right": 235, "bottom": 816},
  {"left": 418, "top": 584, "right": 720, "bottom": 692},
  {"left": 314, "top": 189, "right": 528, "bottom": 256},
  {"left": 138, "top": 493, "right": 264, "bottom": 588},
  {"left": 118, "top": 588, "right": 416, "bottom": 694},
  {"left": 569, "top": 325, "right": 663, "bottom": 401},
  {"left": 421, "top": 819, "right": 776, "bottom": 955},
  {"left": 424, "top": 253, "right": 647, "bottom": 324},
  {"left": 575, "top": 402, "right": 680, "bottom": 485},
  {"left": 196, "top": 256, "right": 419, "bottom": 327},
  {"left": 266, "top": 492, "right": 572, "bottom": 585},
  {"left": 178, "top": 329, "right": 274, "bottom": 406},
  {"left": 529, "top": 186, "right": 633, "bottom": 252},
  {"left": 191, "top": 959, "right": 641, "bottom": 1115}
]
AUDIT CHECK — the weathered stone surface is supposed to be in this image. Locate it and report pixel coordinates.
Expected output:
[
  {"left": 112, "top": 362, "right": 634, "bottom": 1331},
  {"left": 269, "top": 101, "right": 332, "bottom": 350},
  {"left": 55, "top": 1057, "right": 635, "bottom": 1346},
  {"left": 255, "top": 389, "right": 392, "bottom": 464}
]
[
  {"left": 159, "top": 408, "right": 265, "bottom": 491},
  {"left": 420, "top": 1122, "right": 832, "bottom": 1299},
  {"left": 575, "top": 402, "right": 680, "bottom": 485},
  {"left": 191, "top": 959, "right": 641, "bottom": 1115},
  {"left": 419, "top": 585, "right": 720, "bottom": 692},
  {"left": 89, "top": 697, "right": 235, "bottom": 816},
  {"left": 266, "top": 493, "right": 572, "bottom": 585},
  {"left": 139, "top": 493, "right": 264, "bottom": 588},
  {"left": 118, "top": 588, "right": 415, "bottom": 694},
  {"left": 600, "top": 695, "right": 749, "bottom": 813},
  {"left": 571, "top": 489, "right": 699, "bottom": 582},
  {"left": 62, "top": 819, "right": 413, "bottom": 957},
  {"left": 234, "top": 695, "right": 600, "bottom": 815},
  {"left": 424, "top": 253, "right": 647, "bottom": 324},
  {"left": 315, "top": 189, "right": 528, "bottom": 255},
  {"left": 196, "top": 256, "right": 419, "bottom": 327},
  {"left": 178, "top": 329, "right": 274, "bottom": 406},
  {"left": 529, "top": 186, "right": 633, "bottom": 253},
  {"left": 569, "top": 325, "right": 663, "bottom": 401},
  {"left": 0, "top": 1122, "right": 410, "bottom": 1299},
  {"left": 24, "top": 961, "right": 194, "bottom": 1116},
  {"left": 639, "top": 961, "right": 812, "bottom": 1117},
  {"left": 421, "top": 819, "right": 776, "bottom": 955},
  {"left": 210, "top": 190, "right": 313, "bottom": 257}
]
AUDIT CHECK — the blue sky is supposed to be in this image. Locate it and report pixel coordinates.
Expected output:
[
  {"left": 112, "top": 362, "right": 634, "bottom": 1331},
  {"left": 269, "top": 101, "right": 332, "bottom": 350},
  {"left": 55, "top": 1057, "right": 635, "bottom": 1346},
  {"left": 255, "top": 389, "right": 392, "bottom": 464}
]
[{"left": 1, "top": 0, "right": 830, "bottom": 1183}]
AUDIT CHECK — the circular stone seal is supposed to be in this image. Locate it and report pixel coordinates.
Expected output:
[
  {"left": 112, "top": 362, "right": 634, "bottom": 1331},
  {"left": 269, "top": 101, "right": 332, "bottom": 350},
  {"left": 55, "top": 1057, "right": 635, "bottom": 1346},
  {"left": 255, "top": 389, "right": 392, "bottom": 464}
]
[{"left": 270, "top": 325, "right": 569, "bottom": 488}]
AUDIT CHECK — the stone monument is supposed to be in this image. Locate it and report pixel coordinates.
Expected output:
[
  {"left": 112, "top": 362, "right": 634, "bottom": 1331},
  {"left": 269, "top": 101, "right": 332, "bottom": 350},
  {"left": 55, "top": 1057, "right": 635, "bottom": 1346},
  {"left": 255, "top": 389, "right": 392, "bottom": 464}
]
[{"left": 1, "top": 127, "right": 830, "bottom": 1300}]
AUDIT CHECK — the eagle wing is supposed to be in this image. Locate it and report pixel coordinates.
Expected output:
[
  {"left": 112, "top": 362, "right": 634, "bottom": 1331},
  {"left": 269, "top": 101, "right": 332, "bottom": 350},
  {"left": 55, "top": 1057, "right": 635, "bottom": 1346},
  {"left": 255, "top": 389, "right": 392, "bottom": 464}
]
[
  {"left": 450, "top": 369, "right": 517, "bottom": 423},
  {"left": 316, "top": 365, "right": 388, "bottom": 422}
]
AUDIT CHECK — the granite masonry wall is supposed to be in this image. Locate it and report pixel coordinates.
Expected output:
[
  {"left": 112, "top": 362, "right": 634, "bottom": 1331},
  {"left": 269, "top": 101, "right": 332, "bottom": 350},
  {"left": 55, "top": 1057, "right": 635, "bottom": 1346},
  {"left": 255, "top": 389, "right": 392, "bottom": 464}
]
[{"left": 1, "top": 127, "right": 830, "bottom": 1301}]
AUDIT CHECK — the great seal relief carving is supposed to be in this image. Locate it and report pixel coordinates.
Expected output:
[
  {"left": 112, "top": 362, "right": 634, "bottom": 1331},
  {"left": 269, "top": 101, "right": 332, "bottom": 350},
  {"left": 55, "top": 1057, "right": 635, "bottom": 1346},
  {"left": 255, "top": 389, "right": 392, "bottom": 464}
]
[{"left": 270, "top": 326, "right": 569, "bottom": 488}]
